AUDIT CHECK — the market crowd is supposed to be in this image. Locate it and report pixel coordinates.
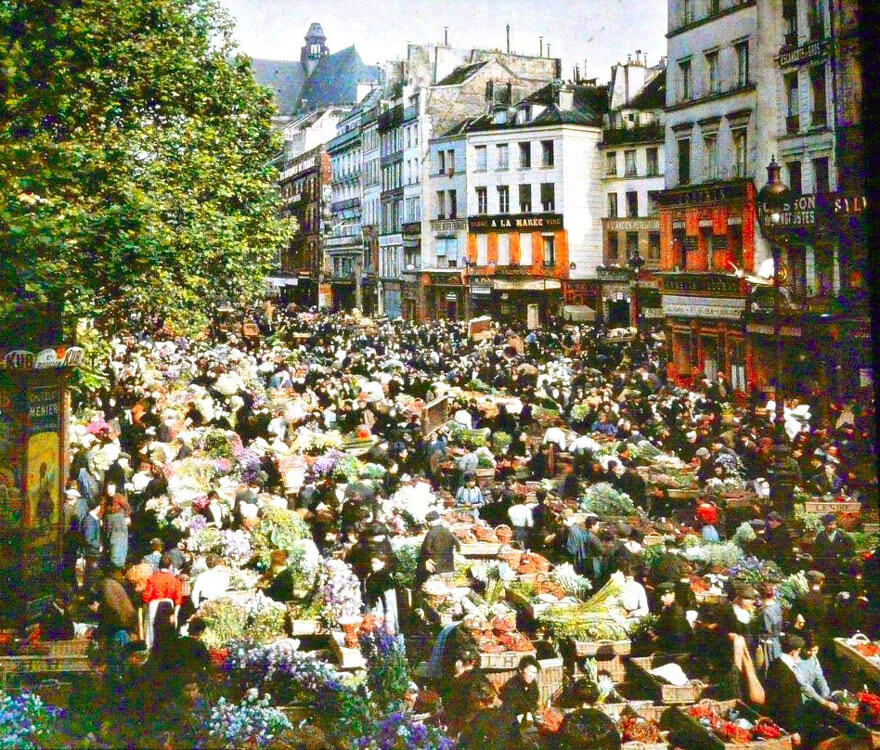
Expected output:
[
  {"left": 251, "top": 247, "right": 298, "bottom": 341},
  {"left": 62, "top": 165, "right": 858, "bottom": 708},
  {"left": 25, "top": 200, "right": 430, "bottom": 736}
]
[{"left": 27, "top": 302, "right": 879, "bottom": 749}]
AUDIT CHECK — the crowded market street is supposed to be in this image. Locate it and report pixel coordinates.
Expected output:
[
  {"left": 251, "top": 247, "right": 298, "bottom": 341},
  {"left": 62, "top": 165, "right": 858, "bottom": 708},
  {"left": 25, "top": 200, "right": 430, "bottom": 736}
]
[{"left": 1, "top": 305, "right": 878, "bottom": 749}]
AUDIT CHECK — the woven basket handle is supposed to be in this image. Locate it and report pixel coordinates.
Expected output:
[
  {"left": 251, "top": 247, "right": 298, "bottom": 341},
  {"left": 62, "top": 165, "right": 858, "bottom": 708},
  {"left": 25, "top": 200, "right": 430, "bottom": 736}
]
[{"left": 848, "top": 632, "right": 870, "bottom": 644}]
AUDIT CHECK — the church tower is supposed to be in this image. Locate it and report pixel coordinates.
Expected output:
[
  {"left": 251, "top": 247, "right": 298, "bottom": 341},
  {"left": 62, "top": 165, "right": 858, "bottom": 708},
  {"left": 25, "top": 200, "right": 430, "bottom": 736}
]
[{"left": 300, "top": 23, "right": 328, "bottom": 75}]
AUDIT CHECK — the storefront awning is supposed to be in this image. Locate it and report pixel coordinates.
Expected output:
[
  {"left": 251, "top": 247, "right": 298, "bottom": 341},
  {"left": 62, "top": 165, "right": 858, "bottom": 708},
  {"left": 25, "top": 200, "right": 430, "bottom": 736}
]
[{"left": 562, "top": 305, "right": 596, "bottom": 322}]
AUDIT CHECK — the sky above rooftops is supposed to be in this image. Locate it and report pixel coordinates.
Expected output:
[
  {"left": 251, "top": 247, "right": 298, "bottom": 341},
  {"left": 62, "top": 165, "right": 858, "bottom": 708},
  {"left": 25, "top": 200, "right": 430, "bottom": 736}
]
[{"left": 220, "top": 0, "right": 667, "bottom": 84}]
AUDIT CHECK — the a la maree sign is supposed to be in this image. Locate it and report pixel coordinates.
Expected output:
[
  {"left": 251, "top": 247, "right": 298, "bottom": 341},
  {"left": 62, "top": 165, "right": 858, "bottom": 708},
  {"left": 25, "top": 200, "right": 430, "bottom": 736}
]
[{"left": 468, "top": 213, "right": 564, "bottom": 234}]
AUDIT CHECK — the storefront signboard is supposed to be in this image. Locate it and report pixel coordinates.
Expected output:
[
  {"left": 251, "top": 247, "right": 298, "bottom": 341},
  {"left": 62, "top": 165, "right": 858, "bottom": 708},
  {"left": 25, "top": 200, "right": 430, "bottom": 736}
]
[
  {"left": 662, "top": 294, "right": 745, "bottom": 320},
  {"left": 468, "top": 213, "right": 564, "bottom": 234}
]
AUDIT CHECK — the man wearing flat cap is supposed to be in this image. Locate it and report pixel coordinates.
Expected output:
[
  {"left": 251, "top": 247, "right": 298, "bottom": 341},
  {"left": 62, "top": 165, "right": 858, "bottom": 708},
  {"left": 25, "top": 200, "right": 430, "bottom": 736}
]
[
  {"left": 811, "top": 513, "right": 854, "bottom": 584},
  {"left": 765, "top": 634, "right": 810, "bottom": 744},
  {"left": 763, "top": 512, "right": 794, "bottom": 572},
  {"left": 653, "top": 582, "right": 691, "bottom": 653}
]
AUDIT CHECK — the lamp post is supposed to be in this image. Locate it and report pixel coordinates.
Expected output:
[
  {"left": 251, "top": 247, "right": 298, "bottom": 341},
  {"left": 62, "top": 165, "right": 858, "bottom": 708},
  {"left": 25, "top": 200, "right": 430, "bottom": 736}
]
[
  {"left": 628, "top": 249, "right": 645, "bottom": 337},
  {"left": 757, "top": 156, "right": 794, "bottom": 513}
]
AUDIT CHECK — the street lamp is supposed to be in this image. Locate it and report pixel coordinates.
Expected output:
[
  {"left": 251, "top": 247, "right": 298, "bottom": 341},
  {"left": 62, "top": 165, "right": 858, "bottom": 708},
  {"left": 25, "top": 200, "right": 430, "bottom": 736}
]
[
  {"left": 627, "top": 248, "right": 645, "bottom": 335},
  {"left": 757, "top": 156, "right": 793, "bottom": 513}
]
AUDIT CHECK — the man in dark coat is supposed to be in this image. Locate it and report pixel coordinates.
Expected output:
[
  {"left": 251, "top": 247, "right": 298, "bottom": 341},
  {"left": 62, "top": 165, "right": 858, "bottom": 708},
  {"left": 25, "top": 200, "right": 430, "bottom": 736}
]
[
  {"left": 764, "top": 634, "right": 808, "bottom": 745},
  {"left": 763, "top": 512, "right": 794, "bottom": 572},
  {"left": 653, "top": 582, "right": 692, "bottom": 652},
  {"left": 811, "top": 514, "right": 855, "bottom": 583},
  {"left": 415, "top": 511, "right": 460, "bottom": 585}
]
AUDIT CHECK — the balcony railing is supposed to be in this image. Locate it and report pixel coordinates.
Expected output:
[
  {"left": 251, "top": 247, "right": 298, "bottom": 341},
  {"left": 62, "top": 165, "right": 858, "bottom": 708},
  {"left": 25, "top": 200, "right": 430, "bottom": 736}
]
[
  {"left": 811, "top": 109, "right": 828, "bottom": 128},
  {"left": 786, "top": 114, "right": 800, "bottom": 134},
  {"left": 784, "top": 31, "right": 798, "bottom": 48}
]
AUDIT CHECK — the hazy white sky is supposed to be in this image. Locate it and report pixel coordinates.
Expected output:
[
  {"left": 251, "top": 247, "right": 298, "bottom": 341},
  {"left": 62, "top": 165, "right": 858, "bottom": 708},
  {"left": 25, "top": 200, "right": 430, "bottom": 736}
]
[{"left": 220, "top": 0, "right": 668, "bottom": 83}]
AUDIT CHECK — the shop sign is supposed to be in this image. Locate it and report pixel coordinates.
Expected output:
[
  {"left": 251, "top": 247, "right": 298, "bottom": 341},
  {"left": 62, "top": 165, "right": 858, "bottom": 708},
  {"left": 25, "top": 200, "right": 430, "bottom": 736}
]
[
  {"left": 597, "top": 267, "right": 632, "bottom": 282},
  {"left": 745, "top": 323, "right": 802, "bottom": 336},
  {"left": 1, "top": 346, "right": 83, "bottom": 372},
  {"left": 758, "top": 192, "right": 867, "bottom": 230},
  {"left": 378, "top": 234, "right": 402, "bottom": 247},
  {"left": 468, "top": 213, "right": 564, "bottom": 234},
  {"left": 776, "top": 39, "right": 830, "bottom": 67},
  {"left": 445, "top": 292, "right": 457, "bottom": 301},
  {"left": 471, "top": 285, "right": 493, "bottom": 296},
  {"left": 431, "top": 219, "right": 466, "bottom": 232},
  {"left": 659, "top": 182, "right": 748, "bottom": 208},
  {"left": 662, "top": 294, "right": 745, "bottom": 320},
  {"left": 602, "top": 282, "right": 631, "bottom": 298},
  {"left": 605, "top": 218, "right": 660, "bottom": 232},
  {"left": 642, "top": 308, "right": 665, "bottom": 319},
  {"left": 493, "top": 278, "right": 561, "bottom": 291},
  {"left": 759, "top": 193, "right": 818, "bottom": 227}
]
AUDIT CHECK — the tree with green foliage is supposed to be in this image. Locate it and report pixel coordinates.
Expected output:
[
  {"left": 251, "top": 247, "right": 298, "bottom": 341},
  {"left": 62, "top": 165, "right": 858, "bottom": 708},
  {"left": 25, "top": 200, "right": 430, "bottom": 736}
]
[{"left": 0, "top": 0, "right": 293, "bottom": 334}]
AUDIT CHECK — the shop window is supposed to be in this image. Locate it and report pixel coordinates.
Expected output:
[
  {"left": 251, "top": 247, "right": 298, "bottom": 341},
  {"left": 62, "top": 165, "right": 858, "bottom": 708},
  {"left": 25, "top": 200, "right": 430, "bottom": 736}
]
[
  {"left": 674, "top": 332, "right": 693, "bottom": 375},
  {"left": 497, "top": 234, "right": 510, "bottom": 265},
  {"left": 519, "top": 233, "right": 532, "bottom": 265},
  {"left": 673, "top": 227, "right": 687, "bottom": 269},
  {"left": 729, "top": 224, "right": 743, "bottom": 266},
  {"left": 608, "top": 233, "right": 620, "bottom": 261},
  {"left": 648, "top": 231, "right": 661, "bottom": 260},
  {"left": 476, "top": 234, "right": 488, "bottom": 265},
  {"left": 543, "top": 235, "right": 556, "bottom": 267},
  {"left": 702, "top": 336, "right": 719, "bottom": 379},
  {"left": 730, "top": 339, "right": 746, "bottom": 392}
]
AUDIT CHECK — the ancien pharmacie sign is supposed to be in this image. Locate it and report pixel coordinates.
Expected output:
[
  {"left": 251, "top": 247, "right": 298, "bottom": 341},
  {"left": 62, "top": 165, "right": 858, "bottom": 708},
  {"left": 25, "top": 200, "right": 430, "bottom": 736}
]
[{"left": 468, "top": 213, "right": 564, "bottom": 234}]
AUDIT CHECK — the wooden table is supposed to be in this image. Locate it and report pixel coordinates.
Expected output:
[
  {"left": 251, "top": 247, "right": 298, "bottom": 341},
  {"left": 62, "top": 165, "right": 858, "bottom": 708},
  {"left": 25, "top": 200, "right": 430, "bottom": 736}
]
[{"left": 834, "top": 637, "right": 880, "bottom": 685}]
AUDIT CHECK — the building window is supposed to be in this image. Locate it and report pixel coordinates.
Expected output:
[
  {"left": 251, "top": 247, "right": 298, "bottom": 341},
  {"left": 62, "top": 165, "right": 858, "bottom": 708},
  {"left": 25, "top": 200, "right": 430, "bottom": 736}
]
[
  {"left": 709, "top": 0, "right": 720, "bottom": 14},
  {"left": 624, "top": 150, "right": 637, "bottom": 177},
  {"left": 476, "top": 187, "right": 487, "bottom": 214},
  {"left": 540, "top": 183, "right": 555, "bottom": 211},
  {"left": 542, "top": 235, "right": 556, "bottom": 267},
  {"left": 607, "top": 193, "right": 618, "bottom": 218},
  {"left": 541, "top": 140, "right": 554, "bottom": 167},
  {"left": 606, "top": 151, "right": 617, "bottom": 176},
  {"left": 497, "top": 185, "right": 510, "bottom": 213},
  {"left": 783, "top": 0, "right": 798, "bottom": 46},
  {"left": 496, "top": 143, "right": 509, "bottom": 170},
  {"left": 476, "top": 234, "right": 488, "bottom": 265},
  {"left": 704, "top": 134, "right": 718, "bottom": 181},
  {"left": 648, "top": 190, "right": 661, "bottom": 215},
  {"left": 732, "top": 129, "right": 747, "bottom": 178},
  {"left": 447, "top": 149, "right": 455, "bottom": 172},
  {"left": 706, "top": 50, "right": 720, "bottom": 94},
  {"left": 519, "top": 142, "right": 531, "bottom": 169},
  {"left": 648, "top": 231, "right": 661, "bottom": 260},
  {"left": 808, "top": 0, "right": 825, "bottom": 39},
  {"left": 497, "top": 234, "right": 510, "bottom": 265},
  {"left": 679, "top": 60, "right": 692, "bottom": 101},
  {"left": 626, "top": 191, "right": 639, "bottom": 217},
  {"left": 475, "top": 145, "right": 487, "bottom": 171},
  {"left": 519, "top": 184, "right": 532, "bottom": 213},
  {"left": 810, "top": 65, "right": 827, "bottom": 126},
  {"left": 626, "top": 232, "right": 639, "bottom": 257},
  {"left": 519, "top": 233, "right": 532, "bottom": 265},
  {"left": 448, "top": 190, "right": 457, "bottom": 219},
  {"left": 786, "top": 73, "right": 800, "bottom": 133},
  {"left": 678, "top": 138, "right": 691, "bottom": 185},
  {"left": 735, "top": 41, "right": 750, "bottom": 88},
  {"left": 683, "top": 0, "right": 694, "bottom": 25},
  {"left": 787, "top": 161, "right": 802, "bottom": 195},
  {"left": 813, "top": 157, "right": 830, "bottom": 193},
  {"left": 437, "top": 191, "right": 446, "bottom": 219},
  {"left": 608, "top": 233, "right": 619, "bottom": 260},
  {"left": 646, "top": 147, "right": 658, "bottom": 176}
]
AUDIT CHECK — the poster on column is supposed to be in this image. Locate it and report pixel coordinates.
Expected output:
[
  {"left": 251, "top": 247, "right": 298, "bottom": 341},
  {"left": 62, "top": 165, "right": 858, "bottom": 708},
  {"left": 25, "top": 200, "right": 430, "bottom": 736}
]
[
  {"left": 25, "top": 386, "right": 60, "bottom": 534},
  {"left": 0, "top": 389, "right": 22, "bottom": 526}
]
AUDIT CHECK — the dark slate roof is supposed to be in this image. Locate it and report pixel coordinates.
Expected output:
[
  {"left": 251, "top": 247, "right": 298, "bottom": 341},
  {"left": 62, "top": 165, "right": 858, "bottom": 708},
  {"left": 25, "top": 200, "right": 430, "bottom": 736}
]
[
  {"left": 628, "top": 68, "right": 666, "bottom": 110},
  {"left": 450, "top": 82, "right": 608, "bottom": 134},
  {"left": 298, "top": 46, "right": 380, "bottom": 112},
  {"left": 250, "top": 58, "right": 307, "bottom": 116},
  {"left": 251, "top": 45, "right": 380, "bottom": 116},
  {"left": 435, "top": 61, "right": 488, "bottom": 86}
]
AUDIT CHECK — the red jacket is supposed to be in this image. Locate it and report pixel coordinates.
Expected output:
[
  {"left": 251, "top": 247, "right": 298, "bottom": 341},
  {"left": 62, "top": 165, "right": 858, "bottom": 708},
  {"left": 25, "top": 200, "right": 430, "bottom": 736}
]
[
  {"left": 143, "top": 570, "right": 184, "bottom": 607},
  {"left": 696, "top": 502, "right": 719, "bottom": 525}
]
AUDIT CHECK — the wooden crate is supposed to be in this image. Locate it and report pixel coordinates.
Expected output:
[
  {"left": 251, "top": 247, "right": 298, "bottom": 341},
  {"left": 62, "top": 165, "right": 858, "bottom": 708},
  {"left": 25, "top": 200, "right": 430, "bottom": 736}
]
[
  {"left": 668, "top": 699, "right": 792, "bottom": 749},
  {"left": 571, "top": 638, "right": 632, "bottom": 658},
  {"left": 814, "top": 700, "right": 880, "bottom": 748},
  {"left": 666, "top": 489, "right": 699, "bottom": 501},
  {"left": 328, "top": 632, "right": 366, "bottom": 670},
  {"left": 834, "top": 637, "right": 880, "bottom": 685},
  {"left": 478, "top": 647, "right": 536, "bottom": 670},
  {"left": 627, "top": 654, "right": 710, "bottom": 704},
  {"left": 538, "top": 657, "right": 564, "bottom": 705},
  {"left": 44, "top": 639, "right": 90, "bottom": 657},
  {"left": 289, "top": 619, "right": 323, "bottom": 636},
  {"left": 598, "top": 702, "right": 672, "bottom": 750}
]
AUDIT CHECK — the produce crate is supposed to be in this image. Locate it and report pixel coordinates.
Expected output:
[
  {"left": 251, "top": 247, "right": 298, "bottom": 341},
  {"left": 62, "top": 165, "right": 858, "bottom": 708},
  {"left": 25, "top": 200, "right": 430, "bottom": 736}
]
[
  {"left": 643, "top": 534, "right": 665, "bottom": 547},
  {"left": 571, "top": 638, "right": 632, "bottom": 658},
  {"left": 0, "top": 654, "right": 91, "bottom": 683},
  {"left": 666, "top": 699, "right": 792, "bottom": 749},
  {"left": 626, "top": 654, "right": 711, "bottom": 704},
  {"left": 834, "top": 636, "right": 880, "bottom": 685},
  {"left": 478, "top": 647, "right": 536, "bottom": 670},
  {"left": 598, "top": 702, "right": 671, "bottom": 750},
  {"left": 538, "top": 656, "right": 565, "bottom": 704},
  {"left": 666, "top": 489, "right": 699, "bottom": 501},
  {"left": 328, "top": 631, "right": 366, "bottom": 670},
  {"left": 804, "top": 500, "right": 861, "bottom": 515}
]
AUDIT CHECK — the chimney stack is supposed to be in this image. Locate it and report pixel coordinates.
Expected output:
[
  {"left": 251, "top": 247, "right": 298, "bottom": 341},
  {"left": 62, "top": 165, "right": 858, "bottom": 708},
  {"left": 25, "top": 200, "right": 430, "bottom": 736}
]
[
  {"left": 546, "top": 43, "right": 551, "bottom": 57},
  {"left": 444, "top": 27, "right": 448, "bottom": 45},
  {"left": 539, "top": 36, "right": 543, "bottom": 57},
  {"left": 506, "top": 24, "right": 510, "bottom": 53}
]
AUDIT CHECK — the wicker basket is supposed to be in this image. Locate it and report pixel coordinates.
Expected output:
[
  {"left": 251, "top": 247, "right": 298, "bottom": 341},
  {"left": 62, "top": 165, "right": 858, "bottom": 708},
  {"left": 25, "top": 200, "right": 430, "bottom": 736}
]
[
  {"left": 627, "top": 654, "right": 710, "bottom": 704},
  {"left": 669, "top": 699, "right": 793, "bottom": 750},
  {"left": 498, "top": 548, "right": 523, "bottom": 569},
  {"left": 572, "top": 638, "right": 632, "bottom": 657},
  {"left": 479, "top": 647, "right": 536, "bottom": 670},
  {"left": 538, "top": 657, "right": 565, "bottom": 704}
]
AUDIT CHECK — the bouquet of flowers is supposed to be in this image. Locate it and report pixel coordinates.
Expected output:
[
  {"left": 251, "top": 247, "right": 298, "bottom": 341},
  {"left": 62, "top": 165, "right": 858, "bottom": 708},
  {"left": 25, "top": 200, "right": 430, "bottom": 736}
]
[
  {"left": 188, "top": 523, "right": 223, "bottom": 555},
  {"left": 318, "top": 558, "right": 363, "bottom": 626},
  {"left": 333, "top": 455, "right": 365, "bottom": 482},
  {"left": 682, "top": 541, "right": 744, "bottom": 568},
  {"left": 311, "top": 450, "right": 343, "bottom": 479},
  {"left": 571, "top": 403, "right": 592, "bottom": 422},
  {"left": 353, "top": 712, "right": 455, "bottom": 750},
  {"left": 208, "top": 690, "right": 291, "bottom": 749},
  {"left": 250, "top": 507, "right": 312, "bottom": 567},
  {"left": 579, "top": 482, "right": 638, "bottom": 517},
  {"left": 360, "top": 626, "right": 410, "bottom": 712},
  {"left": 199, "top": 597, "right": 250, "bottom": 650},
  {"left": 202, "top": 429, "right": 236, "bottom": 460},
  {"left": 244, "top": 592, "right": 288, "bottom": 644},
  {"left": 219, "top": 529, "right": 253, "bottom": 567},
  {"left": 0, "top": 690, "right": 63, "bottom": 750},
  {"left": 776, "top": 571, "right": 809, "bottom": 609},
  {"left": 235, "top": 448, "right": 263, "bottom": 485}
]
